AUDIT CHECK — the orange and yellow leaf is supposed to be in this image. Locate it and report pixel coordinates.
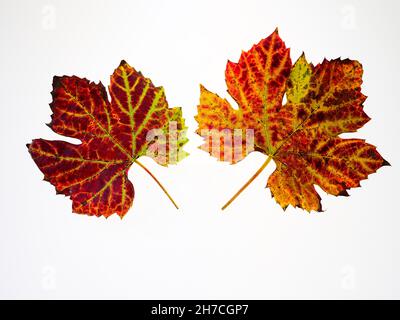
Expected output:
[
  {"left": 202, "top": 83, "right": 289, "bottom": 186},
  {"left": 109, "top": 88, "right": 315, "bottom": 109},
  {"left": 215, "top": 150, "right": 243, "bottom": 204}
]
[{"left": 195, "top": 29, "right": 389, "bottom": 212}]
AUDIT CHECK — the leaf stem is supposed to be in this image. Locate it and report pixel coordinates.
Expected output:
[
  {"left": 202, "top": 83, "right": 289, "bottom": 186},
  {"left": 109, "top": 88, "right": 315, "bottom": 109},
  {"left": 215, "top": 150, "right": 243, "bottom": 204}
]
[
  {"left": 134, "top": 160, "right": 179, "bottom": 210},
  {"left": 221, "top": 156, "right": 273, "bottom": 211}
]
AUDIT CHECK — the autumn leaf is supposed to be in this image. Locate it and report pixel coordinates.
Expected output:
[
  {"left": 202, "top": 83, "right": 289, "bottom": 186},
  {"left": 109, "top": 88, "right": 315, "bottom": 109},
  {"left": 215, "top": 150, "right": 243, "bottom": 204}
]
[
  {"left": 28, "top": 61, "right": 188, "bottom": 218},
  {"left": 195, "top": 29, "right": 389, "bottom": 212}
]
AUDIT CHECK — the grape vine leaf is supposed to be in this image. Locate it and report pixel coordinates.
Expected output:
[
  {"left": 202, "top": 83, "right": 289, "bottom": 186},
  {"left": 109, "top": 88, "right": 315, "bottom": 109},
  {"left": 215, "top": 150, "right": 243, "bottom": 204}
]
[
  {"left": 195, "top": 29, "right": 389, "bottom": 212},
  {"left": 28, "top": 60, "right": 188, "bottom": 218}
]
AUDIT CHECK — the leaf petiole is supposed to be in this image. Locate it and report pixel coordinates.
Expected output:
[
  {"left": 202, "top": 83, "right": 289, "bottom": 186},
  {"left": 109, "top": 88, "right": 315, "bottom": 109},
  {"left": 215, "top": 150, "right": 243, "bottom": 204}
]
[
  {"left": 221, "top": 156, "right": 273, "bottom": 211},
  {"left": 134, "top": 160, "right": 179, "bottom": 210}
]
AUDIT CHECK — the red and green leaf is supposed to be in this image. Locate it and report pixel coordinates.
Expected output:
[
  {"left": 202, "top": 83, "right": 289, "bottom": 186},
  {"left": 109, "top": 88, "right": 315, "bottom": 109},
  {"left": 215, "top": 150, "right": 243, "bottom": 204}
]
[
  {"left": 195, "top": 29, "right": 389, "bottom": 212},
  {"left": 28, "top": 61, "right": 188, "bottom": 218}
]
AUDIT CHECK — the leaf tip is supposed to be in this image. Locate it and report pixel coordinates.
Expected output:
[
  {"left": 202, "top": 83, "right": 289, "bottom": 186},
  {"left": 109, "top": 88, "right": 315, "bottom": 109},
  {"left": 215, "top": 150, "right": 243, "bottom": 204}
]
[
  {"left": 382, "top": 159, "right": 391, "bottom": 167},
  {"left": 52, "top": 75, "right": 62, "bottom": 88},
  {"left": 299, "top": 52, "right": 307, "bottom": 61},
  {"left": 338, "top": 189, "right": 350, "bottom": 197},
  {"left": 199, "top": 83, "right": 207, "bottom": 93},
  {"left": 117, "top": 213, "right": 125, "bottom": 220}
]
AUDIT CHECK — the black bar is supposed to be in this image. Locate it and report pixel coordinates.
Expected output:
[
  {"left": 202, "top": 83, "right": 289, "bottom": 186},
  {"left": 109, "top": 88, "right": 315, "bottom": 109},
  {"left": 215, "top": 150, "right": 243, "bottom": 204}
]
[{"left": 0, "top": 300, "right": 398, "bottom": 318}]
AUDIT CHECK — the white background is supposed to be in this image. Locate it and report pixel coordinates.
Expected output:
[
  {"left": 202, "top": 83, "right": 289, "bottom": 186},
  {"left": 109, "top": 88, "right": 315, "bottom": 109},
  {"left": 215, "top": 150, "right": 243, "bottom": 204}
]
[{"left": 0, "top": 0, "right": 399, "bottom": 299}]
